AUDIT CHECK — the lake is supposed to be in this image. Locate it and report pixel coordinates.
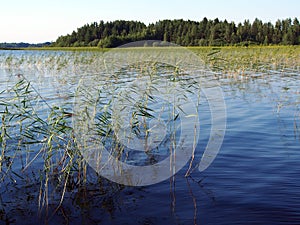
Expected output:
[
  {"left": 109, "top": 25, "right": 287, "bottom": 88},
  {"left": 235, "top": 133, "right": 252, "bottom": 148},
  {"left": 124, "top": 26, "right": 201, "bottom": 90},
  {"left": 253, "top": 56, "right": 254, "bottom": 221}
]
[{"left": 0, "top": 48, "right": 299, "bottom": 224}]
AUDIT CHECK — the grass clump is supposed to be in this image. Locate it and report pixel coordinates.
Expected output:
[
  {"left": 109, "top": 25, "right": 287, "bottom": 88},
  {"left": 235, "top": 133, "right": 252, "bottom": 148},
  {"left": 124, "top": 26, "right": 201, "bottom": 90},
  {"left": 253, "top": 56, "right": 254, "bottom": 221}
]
[{"left": 0, "top": 79, "right": 91, "bottom": 213}]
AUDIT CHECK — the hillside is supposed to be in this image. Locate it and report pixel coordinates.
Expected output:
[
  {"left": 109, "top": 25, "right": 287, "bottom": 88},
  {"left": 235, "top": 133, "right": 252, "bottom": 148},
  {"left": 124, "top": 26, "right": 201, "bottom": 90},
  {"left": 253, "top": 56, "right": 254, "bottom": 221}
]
[
  {"left": 0, "top": 42, "right": 51, "bottom": 49},
  {"left": 52, "top": 18, "right": 300, "bottom": 47}
]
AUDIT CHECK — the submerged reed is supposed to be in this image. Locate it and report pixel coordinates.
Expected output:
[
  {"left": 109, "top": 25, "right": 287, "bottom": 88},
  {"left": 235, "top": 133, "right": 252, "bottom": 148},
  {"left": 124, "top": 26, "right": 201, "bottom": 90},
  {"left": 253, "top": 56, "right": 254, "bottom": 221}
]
[
  {"left": 0, "top": 78, "right": 89, "bottom": 213},
  {"left": 0, "top": 46, "right": 299, "bottom": 220},
  {"left": 0, "top": 59, "right": 201, "bottom": 210}
]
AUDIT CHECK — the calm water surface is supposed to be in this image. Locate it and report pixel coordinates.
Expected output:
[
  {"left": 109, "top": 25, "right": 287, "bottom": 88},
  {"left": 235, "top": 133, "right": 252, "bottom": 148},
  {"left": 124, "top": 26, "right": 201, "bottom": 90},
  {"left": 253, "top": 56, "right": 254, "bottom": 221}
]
[{"left": 0, "top": 50, "right": 299, "bottom": 225}]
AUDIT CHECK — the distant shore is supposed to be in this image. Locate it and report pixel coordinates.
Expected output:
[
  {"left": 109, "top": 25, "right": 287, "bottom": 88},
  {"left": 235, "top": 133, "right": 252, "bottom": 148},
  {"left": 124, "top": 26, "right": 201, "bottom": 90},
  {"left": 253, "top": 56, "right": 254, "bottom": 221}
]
[{"left": 0, "top": 45, "right": 296, "bottom": 51}]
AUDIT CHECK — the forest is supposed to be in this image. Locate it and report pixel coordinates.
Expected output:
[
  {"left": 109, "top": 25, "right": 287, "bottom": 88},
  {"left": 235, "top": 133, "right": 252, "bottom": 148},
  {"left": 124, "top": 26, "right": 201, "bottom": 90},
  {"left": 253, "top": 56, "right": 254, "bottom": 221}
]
[
  {"left": 0, "top": 42, "right": 51, "bottom": 49},
  {"left": 53, "top": 17, "right": 300, "bottom": 48}
]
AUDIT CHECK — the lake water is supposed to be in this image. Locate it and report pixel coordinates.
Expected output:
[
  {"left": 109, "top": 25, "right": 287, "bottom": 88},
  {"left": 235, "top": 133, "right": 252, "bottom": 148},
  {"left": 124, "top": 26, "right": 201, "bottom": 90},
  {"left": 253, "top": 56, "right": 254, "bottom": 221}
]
[{"left": 0, "top": 49, "right": 299, "bottom": 224}]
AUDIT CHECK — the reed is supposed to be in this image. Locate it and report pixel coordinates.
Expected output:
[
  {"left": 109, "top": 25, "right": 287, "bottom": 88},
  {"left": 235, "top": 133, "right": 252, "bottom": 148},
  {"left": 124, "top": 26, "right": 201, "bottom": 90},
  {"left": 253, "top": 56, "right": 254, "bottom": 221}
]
[{"left": 0, "top": 45, "right": 299, "bottom": 220}]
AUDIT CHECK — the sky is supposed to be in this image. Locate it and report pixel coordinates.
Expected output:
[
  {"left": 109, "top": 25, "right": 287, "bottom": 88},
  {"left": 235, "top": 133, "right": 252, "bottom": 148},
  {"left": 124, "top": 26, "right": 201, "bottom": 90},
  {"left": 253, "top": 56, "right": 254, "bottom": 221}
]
[{"left": 0, "top": 0, "right": 299, "bottom": 43}]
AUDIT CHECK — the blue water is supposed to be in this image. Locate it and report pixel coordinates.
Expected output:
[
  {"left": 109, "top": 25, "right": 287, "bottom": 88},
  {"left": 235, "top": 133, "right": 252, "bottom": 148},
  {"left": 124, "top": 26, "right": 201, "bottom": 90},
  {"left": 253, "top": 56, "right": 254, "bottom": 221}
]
[
  {"left": 0, "top": 50, "right": 299, "bottom": 224},
  {"left": 97, "top": 88, "right": 300, "bottom": 225}
]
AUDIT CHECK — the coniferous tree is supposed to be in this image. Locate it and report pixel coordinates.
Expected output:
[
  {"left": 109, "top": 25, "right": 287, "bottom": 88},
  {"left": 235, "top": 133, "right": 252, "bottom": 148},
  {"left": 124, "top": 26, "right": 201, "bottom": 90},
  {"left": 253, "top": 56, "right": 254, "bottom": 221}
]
[{"left": 52, "top": 18, "right": 300, "bottom": 47}]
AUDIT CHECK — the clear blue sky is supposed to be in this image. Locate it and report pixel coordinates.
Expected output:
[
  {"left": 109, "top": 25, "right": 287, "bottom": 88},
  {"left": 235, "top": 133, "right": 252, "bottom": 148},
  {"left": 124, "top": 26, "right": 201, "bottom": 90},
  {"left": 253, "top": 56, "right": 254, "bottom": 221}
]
[{"left": 0, "top": 0, "right": 299, "bottom": 43}]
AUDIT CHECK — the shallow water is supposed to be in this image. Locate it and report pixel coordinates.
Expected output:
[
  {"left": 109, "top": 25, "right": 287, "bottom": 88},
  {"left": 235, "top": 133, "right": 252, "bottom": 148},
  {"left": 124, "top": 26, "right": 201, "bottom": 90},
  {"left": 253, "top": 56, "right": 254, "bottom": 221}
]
[{"left": 0, "top": 50, "right": 299, "bottom": 224}]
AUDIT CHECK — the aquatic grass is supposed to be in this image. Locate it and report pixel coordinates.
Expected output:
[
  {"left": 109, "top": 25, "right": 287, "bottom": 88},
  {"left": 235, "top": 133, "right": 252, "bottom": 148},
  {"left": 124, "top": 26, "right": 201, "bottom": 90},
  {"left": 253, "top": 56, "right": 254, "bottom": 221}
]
[
  {"left": 1, "top": 46, "right": 299, "bottom": 80},
  {"left": 190, "top": 46, "right": 300, "bottom": 76},
  {"left": 0, "top": 61, "right": 199, "bottom": 209},
  {"left": 0, "top": 79, "right": 92, "bottom": 214},
  {"left": 0, "top": 46, "right": 299, "bottom": 222}
]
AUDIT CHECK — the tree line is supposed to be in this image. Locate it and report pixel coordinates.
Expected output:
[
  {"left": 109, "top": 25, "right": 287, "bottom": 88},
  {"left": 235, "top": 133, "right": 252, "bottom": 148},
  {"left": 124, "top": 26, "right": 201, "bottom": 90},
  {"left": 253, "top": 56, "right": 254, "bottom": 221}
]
[
  {"left": 53, "top": 18, "right": 300, "bottom": 47},
  {"left": 0, "top": 42, "right": 51, "bottom": 49}
]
